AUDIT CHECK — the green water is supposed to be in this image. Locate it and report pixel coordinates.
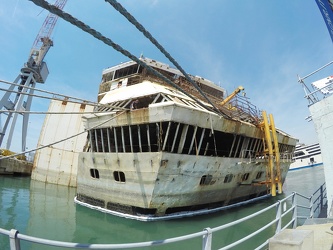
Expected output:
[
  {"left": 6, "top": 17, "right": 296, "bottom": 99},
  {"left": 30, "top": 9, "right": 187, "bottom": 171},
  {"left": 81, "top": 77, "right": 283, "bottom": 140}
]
[{"left": 0, "top": 166, "right": 325, "bottom": 250}]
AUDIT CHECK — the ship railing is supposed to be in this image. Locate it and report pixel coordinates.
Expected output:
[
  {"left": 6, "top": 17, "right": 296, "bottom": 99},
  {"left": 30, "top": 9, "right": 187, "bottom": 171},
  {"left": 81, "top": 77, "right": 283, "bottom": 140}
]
[
  {"left": 294, "top": 182, "right": 327, "bottom": 222},
  {"left": 280, "top": 152, "right": 293, "bottom": 162},
  {"left": 298, "top": 61, "right": 333, "bottom": 105},
  {"left": 0, "top": 184, "right": 327, "bottom": 250},
  {"left": 303, "top": 81, "right": 333, "bottom": 105},
  {"left": 240, "top": 151, "right": 294, "bottom": 163},
  {"left": 228, "top": 95, "right": 261, "bottom": 124},
  {"left": 240, "top": 149, "right": 258, "bottom": 162}
]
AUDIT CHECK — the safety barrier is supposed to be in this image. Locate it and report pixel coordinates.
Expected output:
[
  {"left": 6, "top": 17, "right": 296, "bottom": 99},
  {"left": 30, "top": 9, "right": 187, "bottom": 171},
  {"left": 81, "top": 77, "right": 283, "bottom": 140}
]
[{"left": 0, "top": 183, "right": 327, "bottom": 250}]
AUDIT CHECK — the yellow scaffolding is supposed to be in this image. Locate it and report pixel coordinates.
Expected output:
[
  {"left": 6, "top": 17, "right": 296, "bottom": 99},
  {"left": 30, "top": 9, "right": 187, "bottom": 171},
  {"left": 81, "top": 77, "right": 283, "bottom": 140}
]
[{"left": 259, "top": 111, "right": 282, "bottom": 196}]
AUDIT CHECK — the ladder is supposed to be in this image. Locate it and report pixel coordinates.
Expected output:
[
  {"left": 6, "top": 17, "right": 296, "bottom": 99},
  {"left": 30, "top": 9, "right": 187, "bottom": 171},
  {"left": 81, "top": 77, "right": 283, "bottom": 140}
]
[{"left": 259, "top": 110, "right": 282, "bottom": 196}]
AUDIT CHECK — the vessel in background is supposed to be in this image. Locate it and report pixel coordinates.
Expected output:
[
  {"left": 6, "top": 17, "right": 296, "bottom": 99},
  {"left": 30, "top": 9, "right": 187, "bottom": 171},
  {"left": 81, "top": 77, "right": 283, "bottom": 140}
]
[{"left": 289, "top": 142, "right": 323, "bottom": 171}]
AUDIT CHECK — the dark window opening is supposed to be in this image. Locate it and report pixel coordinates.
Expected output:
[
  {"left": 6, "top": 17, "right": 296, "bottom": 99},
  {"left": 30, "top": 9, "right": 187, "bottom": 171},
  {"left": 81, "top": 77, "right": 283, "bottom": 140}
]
[
  {"left": 131, "top": 125, "right": 141, "bottom": 152},
  {"left": 113, "top": 171, "right": 126, "bottom": 182},
  {"left": 199, "top": 175, "right": 213, "bottom": 185},
  {"left": 90, "top": 169, "right": 100, "bottom": 179},
  {"left": 213, "top": 131, "right": 235, "bottom": 157},
  {"left": 204, "top": 130, "right": 216, "bottom": 156},
  {"left": 171, "top": 123, "right": 184, "bottom": 153},
  {"left": 310, "top": 157, "right": 314, "bottom": 164},
  {"left": 112, "top": 127, "right": 121, "bottom": 152},
  {"left": 149, "top": 123, "right": 159, "bottom": 152},
  {"left": 138, "top": 124, "right": 149, "bottom": 152},
  {"left": 114, "top": 64, "right": 141, "bottom": 80},
  {"left": 294, "top": 151, "right": 305, "bottom": 157},
  {"left": 87, "top": 122, "right": 275, "bottom": 159},
  {"left": 256, "top": 171, "right": 263, "bottom": 179},
  {"left": 224, "top": 174, "right": 233, "bottom": 183},
  {"left": 182, "top": 125, "right": 194, "bottom": 154},
  {"left": 241, "top": 173, "right": 250, "bottom": 181},
  {"left": 235, "top": 136, "right": 245, "bottom": 157}
]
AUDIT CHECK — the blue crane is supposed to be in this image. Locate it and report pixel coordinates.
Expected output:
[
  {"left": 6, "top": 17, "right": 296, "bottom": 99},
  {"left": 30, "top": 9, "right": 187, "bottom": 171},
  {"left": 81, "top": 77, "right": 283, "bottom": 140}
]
[{"left": 0, "top": 0, "right": 68, "bottom": 152}]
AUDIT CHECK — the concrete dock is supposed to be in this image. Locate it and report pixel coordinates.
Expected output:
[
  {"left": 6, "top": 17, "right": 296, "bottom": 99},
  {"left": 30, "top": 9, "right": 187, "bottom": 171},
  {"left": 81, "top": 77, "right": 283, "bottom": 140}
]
[
  {"left": 0, "top": 157, "right": 33, "bottom": 175},
  {"left": 269, "top": 218, "right": 333, "bottom": 249}
]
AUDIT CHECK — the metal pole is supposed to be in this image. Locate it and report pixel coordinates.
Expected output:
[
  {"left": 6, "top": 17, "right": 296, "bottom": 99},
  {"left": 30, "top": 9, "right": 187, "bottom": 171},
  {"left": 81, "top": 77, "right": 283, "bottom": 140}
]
[
  {"left": 9, "top": 229, "right": 20, "bottom": 250},
  {"left": 275, "top": 201, "right": 282, "bottom": 234},
  {"left": 202, "top": 227, "right": 212, "bottom": 250}
]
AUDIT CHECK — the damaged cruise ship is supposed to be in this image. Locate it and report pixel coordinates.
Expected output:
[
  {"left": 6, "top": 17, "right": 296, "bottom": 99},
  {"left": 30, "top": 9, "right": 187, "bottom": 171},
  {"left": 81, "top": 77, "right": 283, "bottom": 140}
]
[{"left": 75, "top": 57, "right": 297, "bottom": 220}]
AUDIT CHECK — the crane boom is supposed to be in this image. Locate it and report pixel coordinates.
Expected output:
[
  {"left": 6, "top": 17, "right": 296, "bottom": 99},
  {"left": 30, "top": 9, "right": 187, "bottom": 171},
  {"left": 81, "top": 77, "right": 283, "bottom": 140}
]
[
  {"left": 27, "top": 0, "right": 68, "bottom": 82},
  {"left": 220, "top": 86, "right": 244, "bottom": 106},
  {"left": 0, "top": 0, "right": 68, "bottom": 152}
]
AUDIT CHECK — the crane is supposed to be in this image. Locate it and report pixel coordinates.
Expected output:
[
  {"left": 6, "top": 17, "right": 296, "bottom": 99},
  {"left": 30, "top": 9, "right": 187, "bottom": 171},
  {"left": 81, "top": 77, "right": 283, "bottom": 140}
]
[
  {"left": 220, "top": 86, "right": 245, "bottom": 106},
  {"left": 0, "top": 0, "right": 68, "bottom": 153}
]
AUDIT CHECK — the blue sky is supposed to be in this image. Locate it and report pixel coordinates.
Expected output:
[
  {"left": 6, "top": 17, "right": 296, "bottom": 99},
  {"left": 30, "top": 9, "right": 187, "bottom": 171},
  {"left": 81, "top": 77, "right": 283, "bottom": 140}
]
[{"left": 0, "top": 0, "right": 333, "bottom": 153}]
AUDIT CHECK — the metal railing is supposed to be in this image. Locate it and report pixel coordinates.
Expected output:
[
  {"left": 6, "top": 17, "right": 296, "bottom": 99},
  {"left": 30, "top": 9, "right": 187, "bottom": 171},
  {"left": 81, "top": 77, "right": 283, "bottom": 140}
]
[{"left": 0, "top": 183, "right": 327, "bottom": 250}]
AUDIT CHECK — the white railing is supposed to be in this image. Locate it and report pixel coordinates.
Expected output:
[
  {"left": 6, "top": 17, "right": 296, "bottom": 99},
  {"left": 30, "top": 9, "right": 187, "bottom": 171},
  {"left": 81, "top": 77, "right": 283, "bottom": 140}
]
[{"left": 0, "top": 183, "right": 327, "bottom": 250}]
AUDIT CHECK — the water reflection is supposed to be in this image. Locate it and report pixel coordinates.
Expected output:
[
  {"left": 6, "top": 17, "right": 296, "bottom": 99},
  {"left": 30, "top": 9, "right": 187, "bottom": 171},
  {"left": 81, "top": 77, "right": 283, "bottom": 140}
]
[{"left": 0, "top": 166, "right": 325, "bottom": 249}]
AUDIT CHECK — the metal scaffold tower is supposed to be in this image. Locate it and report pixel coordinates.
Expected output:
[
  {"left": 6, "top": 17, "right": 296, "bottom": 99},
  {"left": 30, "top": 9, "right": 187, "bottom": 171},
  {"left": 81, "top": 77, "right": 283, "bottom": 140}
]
[{"left": 0, "top": 0, "right": 68, "bottom": 152}]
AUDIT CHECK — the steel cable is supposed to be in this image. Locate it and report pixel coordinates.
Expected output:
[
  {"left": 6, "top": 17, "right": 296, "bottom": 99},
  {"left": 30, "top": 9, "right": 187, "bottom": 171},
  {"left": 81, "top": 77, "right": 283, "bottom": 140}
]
[
  {"left": 104, "top": 0, "right": 223, "bottom": 115},
  {"left": 28, "top": 0, "right": 220, "bottom": 115}
]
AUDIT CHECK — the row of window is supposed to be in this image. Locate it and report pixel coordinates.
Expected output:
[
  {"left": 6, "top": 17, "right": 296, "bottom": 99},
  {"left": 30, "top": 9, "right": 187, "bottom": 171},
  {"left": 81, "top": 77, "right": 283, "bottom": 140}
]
[
  {"left": 199, "top": 171, "right": 263, "bottom": 186},
  {"left": 86, "top": 121, "right": 294, "bottom": 158},
  {"left": 90, "top": 168, "right": 264, "bottom": 186}
]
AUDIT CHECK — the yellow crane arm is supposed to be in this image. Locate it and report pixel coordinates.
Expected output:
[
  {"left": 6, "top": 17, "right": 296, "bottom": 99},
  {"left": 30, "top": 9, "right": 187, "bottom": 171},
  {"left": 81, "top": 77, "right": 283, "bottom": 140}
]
[{"left": 220, "top": 86, "right": 244, "bottom": 106}]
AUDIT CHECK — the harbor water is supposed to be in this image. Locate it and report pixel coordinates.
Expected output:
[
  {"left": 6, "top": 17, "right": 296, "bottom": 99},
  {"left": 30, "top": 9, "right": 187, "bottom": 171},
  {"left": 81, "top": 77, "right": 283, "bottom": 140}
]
[{"left": 0, "top": 165, "right": 325, "bottom": 250}]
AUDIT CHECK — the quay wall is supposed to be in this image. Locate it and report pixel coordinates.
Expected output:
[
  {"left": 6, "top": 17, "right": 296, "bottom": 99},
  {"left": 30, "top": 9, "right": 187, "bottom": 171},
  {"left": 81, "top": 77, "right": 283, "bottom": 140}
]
[{"left": 0, "top": 157, "right": 32, "bottom": 175}]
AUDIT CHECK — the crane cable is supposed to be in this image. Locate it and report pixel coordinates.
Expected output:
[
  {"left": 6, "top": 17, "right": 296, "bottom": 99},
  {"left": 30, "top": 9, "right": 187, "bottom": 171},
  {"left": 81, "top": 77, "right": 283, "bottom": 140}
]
[
  {"left": 0, "top": 111, "right": 126, "bottom": 160},
  {"left": 0, "top": 79, "right": 128, "bottom": 111},
  {"left": 28, "top": 0, "right": 221, "bottom": 116},
  {"left": 104, "top": 0, "right": 223, "bottom": 116}
]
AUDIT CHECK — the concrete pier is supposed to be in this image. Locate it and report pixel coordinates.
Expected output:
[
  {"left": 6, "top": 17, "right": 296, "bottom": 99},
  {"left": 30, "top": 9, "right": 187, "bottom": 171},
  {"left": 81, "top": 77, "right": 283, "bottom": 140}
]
[
  {"left": 269, "top": 219, "right": 333, "bottom": 249},
  {"left": 0, "top": 157, "right": 33, "bottom": 175}
]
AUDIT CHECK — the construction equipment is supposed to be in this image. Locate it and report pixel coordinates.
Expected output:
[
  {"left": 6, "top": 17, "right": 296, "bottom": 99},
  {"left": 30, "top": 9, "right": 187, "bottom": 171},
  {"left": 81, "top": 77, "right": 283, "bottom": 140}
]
[
  {"left": 259, "top": 111, "right": 282, "bottom": 196},
  {"left": 0, "top": 0, "right": 68, "bottom": 152},
  {"left": 220, "top": 86, "right": 244, "bottom": 106}
]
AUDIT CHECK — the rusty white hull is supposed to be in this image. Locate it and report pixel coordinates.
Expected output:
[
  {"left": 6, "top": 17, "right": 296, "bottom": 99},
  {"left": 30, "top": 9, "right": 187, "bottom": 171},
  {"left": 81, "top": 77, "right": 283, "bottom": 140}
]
[
  {"left": 76, "top": 151, "right": 291, "bottom": 221},
  {"left": 75, "top": 57, "right": 297, "bottom": 220},
  {"left": 75, "top": 101, "right": 295, "bottom": 220}
]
